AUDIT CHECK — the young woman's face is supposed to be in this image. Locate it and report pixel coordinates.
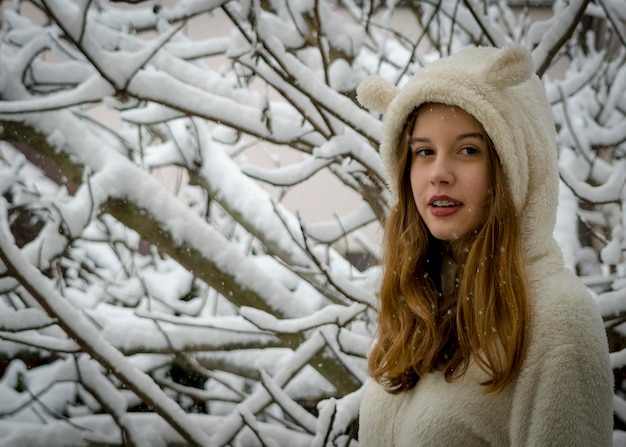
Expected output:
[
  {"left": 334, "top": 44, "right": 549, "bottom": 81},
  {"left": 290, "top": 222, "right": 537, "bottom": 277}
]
[{"left": 409, "top": 104, "right": 491, "bottom": 241}]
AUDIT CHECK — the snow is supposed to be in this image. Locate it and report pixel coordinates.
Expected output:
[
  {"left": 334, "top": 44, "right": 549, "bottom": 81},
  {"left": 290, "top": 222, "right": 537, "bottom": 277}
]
[
  {"left": 602, "top": 225, "right": 625, "bottom": 266},
  {"left": 544, "top": 53, "right": 603, "bottom": 105},
  {"left": 76, "top": 356, "right": 128, "bottom": 416},
  {"left": 242, "top": 155, "right": 333, "bottom": 186},
  {"left": 0, "top": 330, "right": 79, "bottom": 353},
  {"left": 560, "top": 158, "right": 626, "bottom": 204},
  {"left": 241, "top": 303, "right": 367, "bottom": 334},
  {"left": 329, "top": 58, "right": 363, "bottom": 92},
  {"left": 259, "top": 369, "right": 317, "bottom": 434},
  {"left": 595, "top": 286, "right": 626, "bottom": 318},
  {"left": 0, "top": 308, "right": 53, "bottom": 331},
  {"left": 92, "top": 306, "right": 282, "bottom": 354},
  {"left": 531, "top": 0, "right": 589, "bottom": 74},
  {"left": 0, "top": 0, "right": 624, "bottom": 444},
  {"left": 0, "top": 202, "right": 213, "bottom": 446},
  {"left": 257, "top": 10, "right": 305, "bottom": 50},
  {"left": 316, "top": 2, "right": 365, "bottom": 57},
  {"left": 254, "top": 20, "right": 382, "bottom": 143},
  {"left": 0, "top": 75, "right": 114, "bottom": 113},
  {"left": 22, "top": 108, "right": 313, "bottom": 319},
  {"left": 312, "top": 386, "right": 363, "bottom": 447},
  {"left": 554, "top": 180, "right": 581, "bottom": 272},
  {"left": 306, "top": 201, "right": 377, "bottom": 243},
  {"left": 209, "top": 330, "right": 328, "bottom": 446}
]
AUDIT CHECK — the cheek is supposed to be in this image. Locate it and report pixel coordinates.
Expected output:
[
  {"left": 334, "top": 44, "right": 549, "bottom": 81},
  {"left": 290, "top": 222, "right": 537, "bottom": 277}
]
[
  {"left": 469, "top": 167, "right": 490, "bottom": 203},
  {"left": 480, "top": 172, "right": 491, "bottom": 203},
  {"left": 409, "top": 179, "right": 425, "bottom": 210},
  {"left": 409, "top": 167, "right": 424, "bottom": 197}
]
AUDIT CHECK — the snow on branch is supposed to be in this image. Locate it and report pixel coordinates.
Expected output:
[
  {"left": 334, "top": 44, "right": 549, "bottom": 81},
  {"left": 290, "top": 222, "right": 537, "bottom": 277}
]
[
  {"left": 252, "top": 13, "right": 383, "bottom": 143},
  {"left": 305, "top": 201, "right": 377, "bottom": 244},
  {"left": 0, "top": 0, "right": 624, "bottom": 443},
  {"left": 241, "top": 156, "right": 333, "bottom": 187},
  {"left": 209, "top": 330, "right": 328, "bottom": 446},
  {"left": 560, "top": 158, "right": 626, "bottom": 204},
  {"left": 241, "top": 303, "right": 367, "bottom": 335},
  {"left": 0, "top": 308, "right": 56, "bottom": 331},
  {"left": 530, "top": 0, "right": 591, "bottom": 76},
  {"left": 258, "top": 369, "right": 318, "bottom": 435},
  {"left": 0, "top": 330, "right": 80, "bottom": 353},
  {"left": 311, "top": 388, "right": 364, "bottom": 447},
  {"left": 0, "top": 201, "right": 212, "bottom": 446},
  {"left": 461, "top": 0, "right": 508, "bottom": 47}
]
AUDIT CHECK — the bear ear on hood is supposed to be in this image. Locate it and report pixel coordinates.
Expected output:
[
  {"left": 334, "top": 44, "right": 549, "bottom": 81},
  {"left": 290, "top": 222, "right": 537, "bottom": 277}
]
[
  {"left": 483, "top": 44, "right": 534, "bottom": 89},
  {"left": 356, "top": 75, "right": 399, "bottom": 113}
]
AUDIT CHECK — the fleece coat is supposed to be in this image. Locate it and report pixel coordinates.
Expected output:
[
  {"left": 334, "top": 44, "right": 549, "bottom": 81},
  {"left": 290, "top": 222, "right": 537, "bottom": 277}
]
[{"left": 356, "top": 45, "right": 613, "bottom": 446}]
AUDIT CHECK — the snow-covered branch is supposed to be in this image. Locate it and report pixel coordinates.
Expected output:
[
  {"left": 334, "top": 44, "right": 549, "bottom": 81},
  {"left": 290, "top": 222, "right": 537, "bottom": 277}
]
[{"left": 0, "top": 0, "right": 624, "bottom": 444}]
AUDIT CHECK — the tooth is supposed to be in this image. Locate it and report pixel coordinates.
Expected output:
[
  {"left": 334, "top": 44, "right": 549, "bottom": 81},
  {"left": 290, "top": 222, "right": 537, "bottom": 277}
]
[{"left": 433, "top": 200, "right": 458, "bottom": 207}]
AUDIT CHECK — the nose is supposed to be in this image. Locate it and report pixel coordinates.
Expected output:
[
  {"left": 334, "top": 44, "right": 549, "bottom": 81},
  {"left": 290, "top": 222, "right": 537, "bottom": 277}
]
[{"left": 430, "top": 155, "right": 454, "bottom": 184}]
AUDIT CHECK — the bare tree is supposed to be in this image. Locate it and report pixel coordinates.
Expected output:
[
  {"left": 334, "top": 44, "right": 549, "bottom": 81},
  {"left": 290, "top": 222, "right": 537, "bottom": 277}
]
[{"left": 0, "top": 0, "right": 624, "bottom": 445}]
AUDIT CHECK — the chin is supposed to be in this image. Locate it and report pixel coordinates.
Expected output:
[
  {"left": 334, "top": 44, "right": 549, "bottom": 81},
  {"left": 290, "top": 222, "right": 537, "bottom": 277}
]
[
  {"left": 429, "top": 231, "right": 461, "bottom": 242},
  {"left": 432, "top": 225, "right": 484, "bottom": 242}
]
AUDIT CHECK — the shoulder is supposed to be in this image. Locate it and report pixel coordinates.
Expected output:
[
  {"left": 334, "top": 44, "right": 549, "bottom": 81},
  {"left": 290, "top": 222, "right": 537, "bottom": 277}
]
[
  {"left": 360, "top": 379, "right": 405, "bottom": 415},
  {"left": 512, "top": 268, "right": 614, "bottom": 445},
  {"left": 528, "top": 267, "right": 607, "bottom": 356},
  {"left": 359, "top": 380, "right": 406, "bottom": 446}
]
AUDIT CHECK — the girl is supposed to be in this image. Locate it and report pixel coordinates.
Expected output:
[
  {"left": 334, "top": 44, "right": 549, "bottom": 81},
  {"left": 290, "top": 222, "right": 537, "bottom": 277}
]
[{"left": 356, "top": 45, "right": 613, "bottom": 446}]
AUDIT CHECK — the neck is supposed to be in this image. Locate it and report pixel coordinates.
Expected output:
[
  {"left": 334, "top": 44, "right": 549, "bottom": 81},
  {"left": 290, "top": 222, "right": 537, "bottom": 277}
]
[{"left": 444, "top": 240, "right": 468, "bottom": 265}]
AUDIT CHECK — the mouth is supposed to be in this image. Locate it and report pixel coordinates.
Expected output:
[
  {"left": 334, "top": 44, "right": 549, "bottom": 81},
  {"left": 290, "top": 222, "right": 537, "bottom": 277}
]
[
  {"left": 428, "top": 198, "right": 462, "bottom": 218},
  {"left": 430, "top": 199, "right": 461, "bottom": 207}
]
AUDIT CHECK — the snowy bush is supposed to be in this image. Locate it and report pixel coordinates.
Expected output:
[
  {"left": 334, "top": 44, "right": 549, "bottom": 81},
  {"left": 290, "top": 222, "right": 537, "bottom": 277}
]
[{"left": 0, "top": 0, "right": 624, "bottom": 445}]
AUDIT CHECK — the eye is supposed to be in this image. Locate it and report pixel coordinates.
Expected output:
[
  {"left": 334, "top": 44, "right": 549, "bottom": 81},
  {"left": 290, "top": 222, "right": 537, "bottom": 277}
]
[
  {"left": 460, "top": 146, "right": 480, "bottom": 156},
  {"left": 412, "top": 148, "right": 435, "bottom": 158}
]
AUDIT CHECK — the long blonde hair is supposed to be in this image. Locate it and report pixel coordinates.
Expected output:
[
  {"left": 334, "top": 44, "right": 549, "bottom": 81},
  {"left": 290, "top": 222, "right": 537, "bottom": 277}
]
[{"left": 369, "top": 105, "right": 529, "bottom": 393}]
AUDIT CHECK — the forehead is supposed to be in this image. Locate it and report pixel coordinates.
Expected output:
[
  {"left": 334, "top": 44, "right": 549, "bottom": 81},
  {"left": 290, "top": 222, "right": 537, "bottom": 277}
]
[{"left": 412, "top": 104, "right": 484, "bottom": 133}]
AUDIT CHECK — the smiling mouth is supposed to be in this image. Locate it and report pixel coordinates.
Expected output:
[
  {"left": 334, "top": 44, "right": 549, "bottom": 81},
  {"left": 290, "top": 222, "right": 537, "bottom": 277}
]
[{"left": 431, "top": 199, "right": 461, "bottom": 207}]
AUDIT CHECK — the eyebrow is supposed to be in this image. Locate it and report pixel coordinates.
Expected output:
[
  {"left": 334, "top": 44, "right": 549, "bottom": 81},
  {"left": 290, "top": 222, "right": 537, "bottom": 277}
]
[{"left": 409, "top": 132, "right": 486, "bottom": 145}]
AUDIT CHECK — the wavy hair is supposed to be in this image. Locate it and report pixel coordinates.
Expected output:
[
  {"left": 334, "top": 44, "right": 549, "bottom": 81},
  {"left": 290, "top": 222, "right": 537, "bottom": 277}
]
[{"left": 369, "top": 105, "right": 530, "bottom": 393}]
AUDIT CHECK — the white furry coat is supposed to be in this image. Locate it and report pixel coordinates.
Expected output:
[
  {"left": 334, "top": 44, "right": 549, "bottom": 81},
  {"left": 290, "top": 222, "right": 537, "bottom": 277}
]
[{"left": 357, "top": 45, "right": 614, "bottom": 446}]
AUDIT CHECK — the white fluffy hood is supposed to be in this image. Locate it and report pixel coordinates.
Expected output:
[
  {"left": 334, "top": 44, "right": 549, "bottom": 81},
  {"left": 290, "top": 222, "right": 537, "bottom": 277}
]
[{"left": 357, "top": 45, "right": 563, "bottom": 275}]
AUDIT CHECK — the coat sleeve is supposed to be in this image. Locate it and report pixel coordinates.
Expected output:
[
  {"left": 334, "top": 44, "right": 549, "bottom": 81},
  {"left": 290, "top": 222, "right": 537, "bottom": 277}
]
[{"left": 509, "top": 341, "right": 614, "bottom": 446}]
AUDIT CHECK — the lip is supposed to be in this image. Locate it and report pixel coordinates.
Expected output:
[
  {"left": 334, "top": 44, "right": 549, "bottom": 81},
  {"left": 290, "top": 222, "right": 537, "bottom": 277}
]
[{"left": 428, "top": 195, "right": 462, "bottom": 217}]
